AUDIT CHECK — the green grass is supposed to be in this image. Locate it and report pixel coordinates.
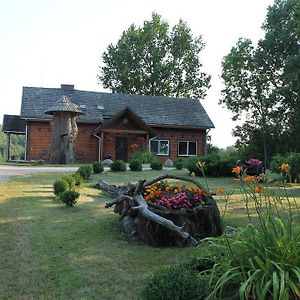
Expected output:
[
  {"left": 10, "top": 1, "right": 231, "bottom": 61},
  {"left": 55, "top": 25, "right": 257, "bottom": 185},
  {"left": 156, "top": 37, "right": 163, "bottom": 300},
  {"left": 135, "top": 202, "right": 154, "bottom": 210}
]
[{"left": 0, "top": 169, "right": 299, "bottom": 299}]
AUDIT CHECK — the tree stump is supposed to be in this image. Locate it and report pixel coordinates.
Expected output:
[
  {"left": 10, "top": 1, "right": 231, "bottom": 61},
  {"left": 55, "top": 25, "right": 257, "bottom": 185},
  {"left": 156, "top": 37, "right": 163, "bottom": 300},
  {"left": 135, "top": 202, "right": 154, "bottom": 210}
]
[{"left": 97, "top": 174, "right": 223, "bottom": 247}]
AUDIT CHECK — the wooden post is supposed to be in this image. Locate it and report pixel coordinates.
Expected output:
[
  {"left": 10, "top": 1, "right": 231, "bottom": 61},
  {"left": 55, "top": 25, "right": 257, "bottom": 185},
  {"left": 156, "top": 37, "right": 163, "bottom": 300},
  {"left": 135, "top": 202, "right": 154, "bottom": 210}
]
[{"left": 6, "top": 133, "right": 10, "bottom": 161}]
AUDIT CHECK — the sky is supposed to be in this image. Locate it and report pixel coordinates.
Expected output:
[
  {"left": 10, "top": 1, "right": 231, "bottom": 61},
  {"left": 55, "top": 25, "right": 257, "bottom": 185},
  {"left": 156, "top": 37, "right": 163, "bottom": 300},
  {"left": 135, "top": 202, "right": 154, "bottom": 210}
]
[{"left": 0, "top": 0, "right": 275, "bottom": 148}]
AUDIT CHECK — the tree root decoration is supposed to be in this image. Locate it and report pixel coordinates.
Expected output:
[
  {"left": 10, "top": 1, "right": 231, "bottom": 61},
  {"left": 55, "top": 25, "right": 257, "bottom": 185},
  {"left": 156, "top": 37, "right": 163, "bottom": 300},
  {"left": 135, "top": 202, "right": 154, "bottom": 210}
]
[{"left": 97, "top": 175, "right": 223, "bottom": 247}]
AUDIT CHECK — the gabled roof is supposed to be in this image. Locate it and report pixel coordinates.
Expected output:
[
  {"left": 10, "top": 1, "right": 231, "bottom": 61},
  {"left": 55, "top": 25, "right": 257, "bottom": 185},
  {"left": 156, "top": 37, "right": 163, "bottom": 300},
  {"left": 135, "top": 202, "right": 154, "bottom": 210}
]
[
  {"left": 20, "top": 86, "right": 215, "bottom": 129},
  {"left": 45, "top": 95, "right": 84, "bottom": 116},
  {"left": 2, "top": 115, "right": 26, "bottom": 133},
  {"left": 95, "top": 107, "right": 156, "bottom": 134}
]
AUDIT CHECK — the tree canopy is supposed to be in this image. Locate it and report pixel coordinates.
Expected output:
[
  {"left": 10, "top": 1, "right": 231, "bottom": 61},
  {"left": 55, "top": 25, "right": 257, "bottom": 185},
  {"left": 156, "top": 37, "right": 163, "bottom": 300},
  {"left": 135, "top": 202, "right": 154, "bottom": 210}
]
[
  {"left": 221, "top": 0, "right": 300, "bottom": 164},
  {"left": 98, "top": 13, "right": 211, "bottom": 99}
]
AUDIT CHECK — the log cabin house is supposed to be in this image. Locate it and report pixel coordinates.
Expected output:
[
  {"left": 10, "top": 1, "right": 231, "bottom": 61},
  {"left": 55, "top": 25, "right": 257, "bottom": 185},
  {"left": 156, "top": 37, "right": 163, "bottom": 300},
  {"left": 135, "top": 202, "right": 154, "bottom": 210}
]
[{"left": 3, "top": 84, "right": 214, "bottom": 163}]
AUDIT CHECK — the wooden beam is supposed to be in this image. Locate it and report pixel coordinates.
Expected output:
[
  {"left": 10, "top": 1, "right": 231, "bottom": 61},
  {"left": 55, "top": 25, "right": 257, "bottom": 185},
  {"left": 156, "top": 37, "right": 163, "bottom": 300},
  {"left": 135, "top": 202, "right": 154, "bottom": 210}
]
[{"left": 100, "top": 129, "right": 148, "bottom": 134}]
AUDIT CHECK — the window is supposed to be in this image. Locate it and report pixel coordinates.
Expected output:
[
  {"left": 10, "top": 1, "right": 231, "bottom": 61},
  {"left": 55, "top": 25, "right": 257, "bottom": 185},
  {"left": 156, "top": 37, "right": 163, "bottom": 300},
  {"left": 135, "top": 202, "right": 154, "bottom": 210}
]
[
  {"left": 178, "top": 141, "right": 197, "bottom": 156},
  {"left": 150, "top": 140, "right": 169, "bottom": 156}
]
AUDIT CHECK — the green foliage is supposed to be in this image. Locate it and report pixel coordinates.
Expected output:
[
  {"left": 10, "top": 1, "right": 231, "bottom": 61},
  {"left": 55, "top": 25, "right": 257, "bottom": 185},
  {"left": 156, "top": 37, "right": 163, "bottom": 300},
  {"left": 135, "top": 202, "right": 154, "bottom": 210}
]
[
  {"left": 130, "top": 151, "right": 157, "bottom": 164},
  {"left": 150, "top": 161, "right": 162, "bottom": 170},
  {"left": 209, "top": 218, "right": 300, "bottom": 300},
  {"left": 174, "top": 158, "right": 184, "bottom": 170},
  {"left": 53, "top": 179, "right": 69, "bottom": 196},
  {"left": 59, "top": 190, "right": 80, "bottom": 207},
  {"left": 129, "top": 159, "right": 142, "bottom": 171},
  {"left": 71, "top": 172, "right": 83, "bottom": 186},
  {"left": 185, "top": 154, "right": 238, "bottom": 177},
  {"left": 271, "top": 152, "right": 300, "bottom": 182},
  {"left": 0, "top": 124, "right": 25, "bottom": 160},
  {"left": 77, "top": 165, "right": 92, "bottom": 180},
  {"left": 98, "top": 13, "right": 211, "bottom": 99},
  {"left": 61, "top": 175, "right": 76, "bottom": 190},
  {"left": 141, "top": 264, "right": 211, "bottom": 300},
  {"left": 92, "top": 162, "right": 104, "bottom": 174},
  {"left": 221, "top": 0, "right": 300, "bottom": 164},
  {"left": 110, "top": 160, "right": 126, "bottom": 172}
]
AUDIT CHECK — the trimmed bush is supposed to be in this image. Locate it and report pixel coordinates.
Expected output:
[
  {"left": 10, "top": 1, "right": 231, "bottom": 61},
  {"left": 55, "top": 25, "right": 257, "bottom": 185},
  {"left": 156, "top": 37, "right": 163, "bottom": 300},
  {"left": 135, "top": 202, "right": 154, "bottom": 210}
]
[
  {"left": 53, "top": 179, "right": 69, "bottom": 196},
  {"left": 110, "top": 160, "right": 126, "bottom": 172},
  {"left": 71, "top": 172, "right": 83, "bottom": 186},
  {"left": 174, "top": 158, "right": 184, "bottom": 170},
  {"left": 185, "top": 154, "right": 238, "bottom": 177},
  {"left": 141, "top": 264, "right": 211, "bottom": 300},
  {"left": 61, "top": 175, "right": 76, "bottom": 190},
  {"left": 131, "top": 151, "right": 157, "bottom": 164},
  {"left": 77, "top": 165, "right": 92, "bottom": 180},
  {"left": 59, "top": 190, "right": 80, "bottom": 207},
  {"left": 129, "top": 159, "right": 142, "bottom": 171},
  {"left": 150, "top": 161, "right": 162, "bottom": 170},
  {"left": 92, "top": 162, "right": 104, "bottom": 174}
]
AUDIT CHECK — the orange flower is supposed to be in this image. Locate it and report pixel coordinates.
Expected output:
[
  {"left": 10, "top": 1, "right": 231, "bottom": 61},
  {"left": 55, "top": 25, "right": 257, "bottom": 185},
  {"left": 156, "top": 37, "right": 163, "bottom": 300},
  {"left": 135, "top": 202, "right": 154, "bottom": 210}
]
[
  {"left": 255, "top": 185, "right": 264, "bottom": 193},
  {"left": 279, "top": 163, "right": 290, "bottom": 172},
  {"left": 216, "top": 188, "right": 225, "bottom": 195},
  {"left": 243, "top": 176, "right": 255, "bottom": 183},
  {"left": 232, "top": 166, "right": 241, "bottom": 174}
]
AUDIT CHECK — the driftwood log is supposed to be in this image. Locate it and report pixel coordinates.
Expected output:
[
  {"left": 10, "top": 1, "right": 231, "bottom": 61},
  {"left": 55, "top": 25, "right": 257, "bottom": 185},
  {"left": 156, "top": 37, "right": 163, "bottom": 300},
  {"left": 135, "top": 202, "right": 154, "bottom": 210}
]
[{"left": 97, "top": 174, "right": 223, "bottom": 247}]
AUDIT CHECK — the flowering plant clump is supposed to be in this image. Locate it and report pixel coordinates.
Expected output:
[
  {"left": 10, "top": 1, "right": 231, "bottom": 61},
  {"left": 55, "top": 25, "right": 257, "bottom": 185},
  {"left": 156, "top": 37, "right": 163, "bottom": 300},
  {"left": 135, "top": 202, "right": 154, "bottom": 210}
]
[
  {"left": 143, "top": 180, "right": 206, "bottom": 210},
  {"left": 247, "top": 158, "right": 261, "bottom": 165}
]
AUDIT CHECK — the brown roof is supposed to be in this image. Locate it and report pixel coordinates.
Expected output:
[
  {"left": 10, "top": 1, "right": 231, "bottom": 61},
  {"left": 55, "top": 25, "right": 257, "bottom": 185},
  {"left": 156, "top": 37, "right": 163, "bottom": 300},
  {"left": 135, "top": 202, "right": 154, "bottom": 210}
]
[{"left": 44, "top": 95, "right": 84, "bottom": 116}]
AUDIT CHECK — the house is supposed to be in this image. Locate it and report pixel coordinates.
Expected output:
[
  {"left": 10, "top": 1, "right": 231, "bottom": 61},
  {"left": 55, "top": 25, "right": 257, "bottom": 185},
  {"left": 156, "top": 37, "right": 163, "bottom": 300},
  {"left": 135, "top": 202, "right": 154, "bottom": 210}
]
[{"left": 2, "top": 84, "right": 214, "bottom": 163}]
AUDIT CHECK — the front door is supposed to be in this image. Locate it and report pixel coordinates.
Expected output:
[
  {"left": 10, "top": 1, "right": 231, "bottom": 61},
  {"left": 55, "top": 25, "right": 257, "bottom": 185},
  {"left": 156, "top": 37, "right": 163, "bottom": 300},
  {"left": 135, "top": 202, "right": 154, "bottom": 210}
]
[{"left": 115, "top": 137, "right": 128, "bottom": 162}]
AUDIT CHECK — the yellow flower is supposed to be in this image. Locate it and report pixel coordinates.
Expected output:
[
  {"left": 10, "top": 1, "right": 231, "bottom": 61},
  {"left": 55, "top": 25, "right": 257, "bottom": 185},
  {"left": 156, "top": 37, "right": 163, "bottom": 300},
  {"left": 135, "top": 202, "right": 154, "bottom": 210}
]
[
  {"left": 279, "top": 163, "right": 290, "bottom": 172},
  {"left": 191, "top": 172, "right": 196, "bottom": 177},
  {"left": 216, "top": 188, "right": 225, "bottom": 195},
  {"left": 255, "top": 185, "right": 264, "bottom": 193}
]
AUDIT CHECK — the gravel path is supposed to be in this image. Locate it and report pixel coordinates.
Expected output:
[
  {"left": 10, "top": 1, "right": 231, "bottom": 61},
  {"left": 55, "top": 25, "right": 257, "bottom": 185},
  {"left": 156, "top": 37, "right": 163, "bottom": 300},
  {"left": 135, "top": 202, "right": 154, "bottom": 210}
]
[{"left": 0, "top": 165, "right": 78, "bottom": 183}]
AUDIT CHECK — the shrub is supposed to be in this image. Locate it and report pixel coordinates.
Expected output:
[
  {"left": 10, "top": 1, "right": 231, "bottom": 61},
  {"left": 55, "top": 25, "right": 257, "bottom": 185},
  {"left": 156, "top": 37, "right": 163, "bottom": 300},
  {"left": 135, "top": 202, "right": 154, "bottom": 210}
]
[
  {"left": 53, "top": 179, "right": 69, "bottom": 196},
  {"left": 141, "top": 264, "right": 211, "bottom": 300},
  {"left": 131, "top": 151, "right": 157, "bottom": 164},
  {"left": 59, "top": 190, "right": 80, "bottom": 207},
  {"left": 110, "top": 160, "right": 126, "bottom": 172},
  {"left": 150, "top": 161, "right": 162, "bottom": 170},
  {"left": 71, "top": 172, "right": 83, "bottom": 186},
  {"left": 77, "top": 165, "right": 92, "bottom": 180},
  {"left": 207, "top": 168, "right": 300, "bottom": 299},
  {"left": 129, "top": 159, "right": 142, "bottom": 171},
  {"left": 92, "top": 162, "right": 104, "bottom": 174},
  {"left": 185, "top": 154, "right": 238, "bottom": 177},
  {"left": 271, "top": 153, "right": 300, "bottom": 182},
  {"left": 174, "top": 158, "right": 184, "bottom": 170},
  {"left": 61, "top": 175, "right": 76, "bottom": 190}
]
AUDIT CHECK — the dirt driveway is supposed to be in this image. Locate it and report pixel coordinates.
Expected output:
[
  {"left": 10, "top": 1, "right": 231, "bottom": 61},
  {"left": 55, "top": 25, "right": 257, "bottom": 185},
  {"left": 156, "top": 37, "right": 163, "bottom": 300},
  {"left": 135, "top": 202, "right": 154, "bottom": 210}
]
[{"left": 0, "top": 165, "right": 78, "bottom": 183}]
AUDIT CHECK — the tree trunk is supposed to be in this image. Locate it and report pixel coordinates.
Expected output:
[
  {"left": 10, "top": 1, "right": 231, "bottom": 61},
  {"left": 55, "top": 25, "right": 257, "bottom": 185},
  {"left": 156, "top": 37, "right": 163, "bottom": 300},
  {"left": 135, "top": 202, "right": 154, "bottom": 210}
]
[
  {"left": 97, "top": 174, "right": 223, "bottom": 247},
  {"left": 49, "top": 112, "right": 78, "bottom": 164}
]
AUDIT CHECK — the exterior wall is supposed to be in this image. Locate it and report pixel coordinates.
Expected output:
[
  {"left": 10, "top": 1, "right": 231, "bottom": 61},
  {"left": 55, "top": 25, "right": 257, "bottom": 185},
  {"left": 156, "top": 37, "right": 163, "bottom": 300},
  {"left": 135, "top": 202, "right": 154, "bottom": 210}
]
[
  {"left": 102, "top": 132, "right": 147, "bottom": 162},
  {"left": 27, "top": 121, "right": 98, "bottom": 162},
  {"left": 27, "top": 121, "right": 52, "bottom": 161},
  {"left": 26, "top": 121, "right": 207, "bottom": 163},
  {"left": 150, "top": 127, "right": 206, "bottom": 163},
  {"left": 101, "top": 127, "right": 206, "bottom": 163}
]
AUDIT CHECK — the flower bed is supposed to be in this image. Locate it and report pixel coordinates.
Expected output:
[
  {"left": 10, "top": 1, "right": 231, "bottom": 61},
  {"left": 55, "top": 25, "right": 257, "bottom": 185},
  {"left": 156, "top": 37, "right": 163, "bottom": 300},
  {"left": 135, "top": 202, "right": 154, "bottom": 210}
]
[{"left": 143, "top": 180, "right": 209, "bottom": 210}]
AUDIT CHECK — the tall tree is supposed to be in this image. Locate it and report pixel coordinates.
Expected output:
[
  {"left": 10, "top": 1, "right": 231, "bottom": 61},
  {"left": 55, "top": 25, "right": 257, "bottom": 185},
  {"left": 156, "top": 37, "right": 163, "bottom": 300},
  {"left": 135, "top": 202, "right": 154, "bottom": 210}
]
[
  {"left": 98, "top": 13, "right": 211, "bottom": 99},
  {"left": 221, "top": 0, "right": 300, "bottom": 164}
]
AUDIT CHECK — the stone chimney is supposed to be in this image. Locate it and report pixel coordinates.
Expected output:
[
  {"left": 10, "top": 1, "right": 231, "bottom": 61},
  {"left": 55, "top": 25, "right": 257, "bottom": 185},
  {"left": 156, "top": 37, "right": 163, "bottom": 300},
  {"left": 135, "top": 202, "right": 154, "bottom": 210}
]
[{"left": 61, "top": 84, "right": 74, "bottom": 91}]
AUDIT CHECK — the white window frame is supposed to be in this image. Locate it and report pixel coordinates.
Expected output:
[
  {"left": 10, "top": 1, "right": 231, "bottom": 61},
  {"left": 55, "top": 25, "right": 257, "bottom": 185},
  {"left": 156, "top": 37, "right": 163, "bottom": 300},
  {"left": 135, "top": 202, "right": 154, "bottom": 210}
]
[
  {"left": 149, "top": 139, "right": 170, "bottom": 156},
  {"left": 178, "top": 141, "right": 198, "bottom": 157}
]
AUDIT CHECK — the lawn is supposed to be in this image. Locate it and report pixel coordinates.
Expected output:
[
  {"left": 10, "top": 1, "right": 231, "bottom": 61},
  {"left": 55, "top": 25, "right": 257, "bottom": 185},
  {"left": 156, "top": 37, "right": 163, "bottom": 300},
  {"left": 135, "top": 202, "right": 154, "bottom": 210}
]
[{"left": 0, "top": 169, "right": 299, "bottom": 299}]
